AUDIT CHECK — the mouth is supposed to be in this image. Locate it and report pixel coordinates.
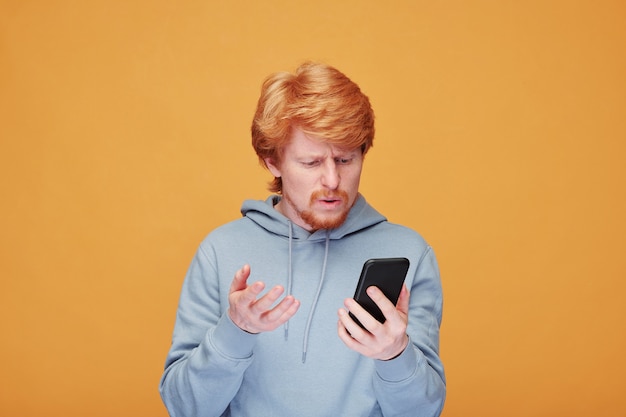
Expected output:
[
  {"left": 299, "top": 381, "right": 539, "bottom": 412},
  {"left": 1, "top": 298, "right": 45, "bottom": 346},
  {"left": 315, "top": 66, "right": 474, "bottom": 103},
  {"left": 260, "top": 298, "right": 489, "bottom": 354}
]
[
  {"left": 310, "top": 190, "right": 350, "bottom": 210},
  {"left": 316, "top": 196, "right": 343, "bottom": 209}
]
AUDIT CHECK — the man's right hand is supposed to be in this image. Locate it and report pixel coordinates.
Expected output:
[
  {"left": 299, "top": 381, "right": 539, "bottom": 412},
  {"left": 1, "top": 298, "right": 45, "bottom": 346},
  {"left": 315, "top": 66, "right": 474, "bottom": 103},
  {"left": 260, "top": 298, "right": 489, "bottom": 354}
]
[{"left": 227, "top": 264, "right": 300, "bottom": 333}]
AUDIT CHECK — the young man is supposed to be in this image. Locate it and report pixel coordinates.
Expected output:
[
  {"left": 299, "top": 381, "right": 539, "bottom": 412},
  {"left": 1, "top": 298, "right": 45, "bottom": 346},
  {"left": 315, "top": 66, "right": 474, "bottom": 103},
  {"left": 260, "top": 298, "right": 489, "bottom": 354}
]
[{"left": 159, "top": 62, "right": 446, "bottom": 417}]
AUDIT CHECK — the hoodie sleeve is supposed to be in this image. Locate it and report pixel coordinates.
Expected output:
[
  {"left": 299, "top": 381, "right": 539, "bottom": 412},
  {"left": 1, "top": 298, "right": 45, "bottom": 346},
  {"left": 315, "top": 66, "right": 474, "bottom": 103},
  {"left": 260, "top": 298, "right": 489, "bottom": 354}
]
[
  {"left": 159, "top": 244, "right": 258, "bottom": 417},
  {"left": 372, "top": 246, "right": 446, "bottom": 417}
]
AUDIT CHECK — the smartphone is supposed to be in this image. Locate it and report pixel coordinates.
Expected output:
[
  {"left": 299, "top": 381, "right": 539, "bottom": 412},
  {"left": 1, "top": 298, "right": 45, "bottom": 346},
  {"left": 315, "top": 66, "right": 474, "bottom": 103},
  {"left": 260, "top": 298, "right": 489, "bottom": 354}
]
[{"left": 350, "top": 257, "right": 410, "bottom": 328}]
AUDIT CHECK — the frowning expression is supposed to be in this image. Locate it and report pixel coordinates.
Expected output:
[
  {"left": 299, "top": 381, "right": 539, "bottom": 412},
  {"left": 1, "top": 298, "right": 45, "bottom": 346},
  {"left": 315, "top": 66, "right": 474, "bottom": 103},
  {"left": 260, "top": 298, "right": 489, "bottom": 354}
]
[{"left": 265, "top": 128, "right": 364, "bottom": 232}]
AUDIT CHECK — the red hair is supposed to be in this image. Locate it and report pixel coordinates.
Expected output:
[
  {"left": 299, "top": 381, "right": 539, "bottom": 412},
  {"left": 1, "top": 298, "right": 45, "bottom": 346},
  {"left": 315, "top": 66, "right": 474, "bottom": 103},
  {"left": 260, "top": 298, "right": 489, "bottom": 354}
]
[{"left": 251, "top": 62, "right": 375, "bottom": 193}]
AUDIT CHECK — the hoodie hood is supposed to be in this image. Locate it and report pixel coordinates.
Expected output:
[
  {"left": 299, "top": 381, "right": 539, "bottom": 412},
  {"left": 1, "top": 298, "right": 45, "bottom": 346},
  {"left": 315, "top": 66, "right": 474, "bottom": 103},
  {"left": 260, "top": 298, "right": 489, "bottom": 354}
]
[
  {"left": 241, "top": 194, "right": 387, "bottom": 240},
  {"left": 240, "top": 193, "right": 387, "bottom": 362}
]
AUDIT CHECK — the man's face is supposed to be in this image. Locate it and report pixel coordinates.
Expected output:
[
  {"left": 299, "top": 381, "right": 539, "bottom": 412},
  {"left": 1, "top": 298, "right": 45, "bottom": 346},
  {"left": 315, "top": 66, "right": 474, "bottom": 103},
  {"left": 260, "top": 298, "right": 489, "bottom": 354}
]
[{"left": 265, "top": 128, "right": 364, "bottom": 232}]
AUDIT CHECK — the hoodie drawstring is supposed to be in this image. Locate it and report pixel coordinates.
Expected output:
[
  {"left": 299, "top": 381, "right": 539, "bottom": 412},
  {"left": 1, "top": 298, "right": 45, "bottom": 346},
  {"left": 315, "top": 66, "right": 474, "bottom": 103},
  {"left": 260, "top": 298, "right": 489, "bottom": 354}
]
[
  {"left": 283, "top": 224, "right": 331, "bottom": 363},
  {"left": 284, "top": 222, "right": 294, "bottom": 341},
  {"left": 301, "top": 231, "right": 330, "bottom": 363}
]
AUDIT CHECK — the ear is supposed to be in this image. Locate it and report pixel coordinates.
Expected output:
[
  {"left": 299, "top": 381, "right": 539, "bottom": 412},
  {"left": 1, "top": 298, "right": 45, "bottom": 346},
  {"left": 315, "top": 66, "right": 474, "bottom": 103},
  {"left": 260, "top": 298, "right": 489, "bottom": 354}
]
[{"left": 264, "top": 157, "right": 282, "bottom": 178}]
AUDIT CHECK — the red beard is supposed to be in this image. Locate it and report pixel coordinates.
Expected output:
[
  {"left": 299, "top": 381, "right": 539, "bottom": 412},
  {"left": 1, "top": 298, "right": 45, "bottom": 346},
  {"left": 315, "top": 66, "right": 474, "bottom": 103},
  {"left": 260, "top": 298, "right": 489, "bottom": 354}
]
[{"left": 298, "top": 189, "right": 351, "bottom": 231}]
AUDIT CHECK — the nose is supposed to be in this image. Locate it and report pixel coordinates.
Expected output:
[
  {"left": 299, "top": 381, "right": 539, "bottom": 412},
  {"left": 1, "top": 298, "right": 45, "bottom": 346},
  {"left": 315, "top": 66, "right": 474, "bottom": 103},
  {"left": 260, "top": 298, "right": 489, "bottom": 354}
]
[{"left": 320, "top": 160, "right": 340, "bottom": 190}]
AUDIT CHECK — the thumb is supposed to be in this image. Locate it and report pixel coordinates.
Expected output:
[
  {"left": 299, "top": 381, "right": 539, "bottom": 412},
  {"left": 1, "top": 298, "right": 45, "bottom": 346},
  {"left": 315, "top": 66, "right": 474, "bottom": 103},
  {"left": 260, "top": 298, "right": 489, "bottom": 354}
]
[
  {"left": 396, "top": 284, "right": 410, "bottom": 315},
  {"left": 230, "top": 264, "right": 251, "bottom": 293}
]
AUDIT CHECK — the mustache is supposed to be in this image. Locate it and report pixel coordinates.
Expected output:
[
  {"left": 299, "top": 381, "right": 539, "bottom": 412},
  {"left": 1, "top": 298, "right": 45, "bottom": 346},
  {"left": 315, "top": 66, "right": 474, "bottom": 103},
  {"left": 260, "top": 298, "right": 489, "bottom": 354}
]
[{"left": 309, "top": 190, "right": 349, "bottom": 202}]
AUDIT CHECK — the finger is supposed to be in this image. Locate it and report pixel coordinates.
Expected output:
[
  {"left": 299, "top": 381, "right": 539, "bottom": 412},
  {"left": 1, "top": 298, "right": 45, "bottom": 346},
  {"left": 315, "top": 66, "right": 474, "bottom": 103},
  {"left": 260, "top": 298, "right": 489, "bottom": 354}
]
[
  {"left": 338, "top": 308, "right": 367, "bottom": 339},
  {"left": 252, "top": 285, "right": 286, "bottom": 312},
  {"left": 229, "top": 264, "right": 251, "bottom": 293},
  {"left": 263, "top": 296, "right": 300, "bottom": 324},
  {"left": 366, "top": 286, "right": 397, "bottom": 323},
  {"left": 337, "top": 309, "right": 371, "bottom": 353},
  {"left": 343, "top": 298, "right": 380, "bottom": 335},
  {"left": 248, "top": 296, "right": 300, "bottom": 333},
  {"left": 230, "top": 265, "right": 266, "bottom": 304},
  {"left": 336, "top": 310, "right": 356, "bottom": 341},
  {"left": 396, "top": 284, "right": 410, "bottom": 315}
]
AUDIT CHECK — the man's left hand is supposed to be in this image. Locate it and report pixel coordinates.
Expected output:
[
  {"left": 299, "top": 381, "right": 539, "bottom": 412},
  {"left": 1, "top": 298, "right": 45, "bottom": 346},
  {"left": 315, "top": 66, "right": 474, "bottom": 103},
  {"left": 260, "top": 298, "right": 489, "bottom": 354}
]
[{"left": 337, "top": 284, "right": 410, "bottom": 360}]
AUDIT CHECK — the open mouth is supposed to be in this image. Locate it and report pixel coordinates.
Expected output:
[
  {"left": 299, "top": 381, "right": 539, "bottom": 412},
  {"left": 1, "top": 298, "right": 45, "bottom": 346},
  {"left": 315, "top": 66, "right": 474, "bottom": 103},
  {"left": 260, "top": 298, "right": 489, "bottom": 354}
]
[
  {"left": 318, "top": 194, "right": 341, "bottom": 202},
  {"left": 317, "top": 198, "right": 343, "bottom": 209},
  {"left": 310, "top": 190, "right": 349, "bottom": 209}
]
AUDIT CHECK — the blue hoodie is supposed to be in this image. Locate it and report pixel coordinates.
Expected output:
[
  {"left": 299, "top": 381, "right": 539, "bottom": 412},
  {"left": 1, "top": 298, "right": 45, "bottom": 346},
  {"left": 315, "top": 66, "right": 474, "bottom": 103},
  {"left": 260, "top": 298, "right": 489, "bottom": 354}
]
[{"left": 160, "top": 195, "right": 446, "bottom": 417}]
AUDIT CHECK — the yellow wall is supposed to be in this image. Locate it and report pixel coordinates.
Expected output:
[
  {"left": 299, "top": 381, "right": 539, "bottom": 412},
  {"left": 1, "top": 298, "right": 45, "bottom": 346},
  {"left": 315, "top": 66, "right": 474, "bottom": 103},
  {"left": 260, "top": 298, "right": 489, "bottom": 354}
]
[{"left": 1, "top": 1, "right": 625, "bottom": 415}]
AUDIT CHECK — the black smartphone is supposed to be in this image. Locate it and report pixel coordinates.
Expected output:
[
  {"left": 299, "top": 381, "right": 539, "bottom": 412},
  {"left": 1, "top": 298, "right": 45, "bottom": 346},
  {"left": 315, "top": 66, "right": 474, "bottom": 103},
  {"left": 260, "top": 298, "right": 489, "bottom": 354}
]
[{"left": 350, "top": 257, "right": 410, "bottom": 328}]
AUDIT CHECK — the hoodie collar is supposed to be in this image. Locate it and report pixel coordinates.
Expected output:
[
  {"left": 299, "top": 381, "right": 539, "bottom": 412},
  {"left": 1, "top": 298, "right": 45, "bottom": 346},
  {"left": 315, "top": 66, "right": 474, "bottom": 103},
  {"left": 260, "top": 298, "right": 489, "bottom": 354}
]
[{"left": 241, "top": 194, "right": 386, "bottom": 239}]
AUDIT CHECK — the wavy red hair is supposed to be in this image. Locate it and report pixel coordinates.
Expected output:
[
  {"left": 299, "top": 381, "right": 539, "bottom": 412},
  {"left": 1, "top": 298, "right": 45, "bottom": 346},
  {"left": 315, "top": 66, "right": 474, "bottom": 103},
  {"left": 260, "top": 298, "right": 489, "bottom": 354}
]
[{"left": 251, "top": 62, "right": 375, "bottom": 193}]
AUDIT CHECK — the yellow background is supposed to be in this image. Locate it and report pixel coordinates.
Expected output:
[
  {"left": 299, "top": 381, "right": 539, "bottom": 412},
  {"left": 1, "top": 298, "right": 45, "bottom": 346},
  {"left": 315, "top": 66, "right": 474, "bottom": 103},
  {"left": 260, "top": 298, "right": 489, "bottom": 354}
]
[{"left": 1, "top": 1, "right": 625, "bottom": 416}]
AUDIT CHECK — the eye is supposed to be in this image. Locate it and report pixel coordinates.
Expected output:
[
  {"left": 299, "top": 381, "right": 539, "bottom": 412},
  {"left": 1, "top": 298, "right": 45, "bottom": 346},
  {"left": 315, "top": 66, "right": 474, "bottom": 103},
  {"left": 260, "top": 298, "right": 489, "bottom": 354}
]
[
  {"left": 335, "top": 157, "right": 353, "bottom": 165},
  {"left": 302, "top": 160, "right": 321, "bottom": 167}
]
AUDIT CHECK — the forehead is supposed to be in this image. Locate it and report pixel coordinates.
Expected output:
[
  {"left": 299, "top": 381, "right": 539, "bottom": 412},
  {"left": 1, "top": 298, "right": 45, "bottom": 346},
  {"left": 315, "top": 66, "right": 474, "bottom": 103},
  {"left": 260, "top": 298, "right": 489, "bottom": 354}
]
[{"left": 285, "top": 128, "right": 358, "bottom": 156}]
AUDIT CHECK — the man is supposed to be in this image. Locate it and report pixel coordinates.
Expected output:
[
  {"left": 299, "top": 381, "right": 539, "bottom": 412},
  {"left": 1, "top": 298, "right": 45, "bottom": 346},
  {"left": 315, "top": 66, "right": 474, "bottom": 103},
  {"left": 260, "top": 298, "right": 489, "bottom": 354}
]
[{"left": 159, "top": 62, "right": 446, "bottom": 417}]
